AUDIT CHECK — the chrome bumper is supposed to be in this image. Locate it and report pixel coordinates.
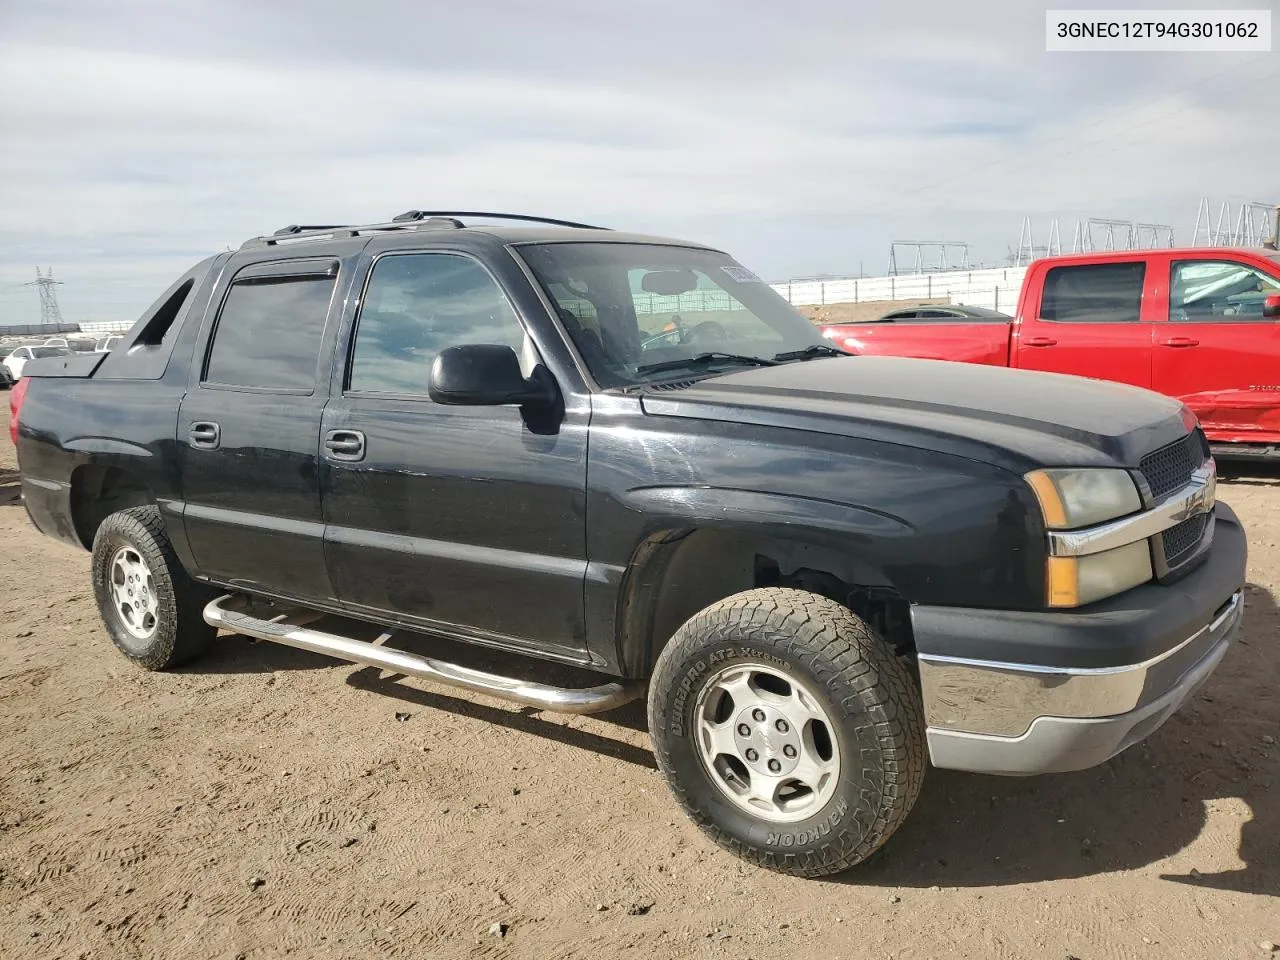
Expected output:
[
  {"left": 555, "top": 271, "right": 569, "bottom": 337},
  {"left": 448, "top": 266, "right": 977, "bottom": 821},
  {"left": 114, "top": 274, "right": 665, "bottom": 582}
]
[{"left": 920, "top": 590, "right": 1242, "bottom": 775}]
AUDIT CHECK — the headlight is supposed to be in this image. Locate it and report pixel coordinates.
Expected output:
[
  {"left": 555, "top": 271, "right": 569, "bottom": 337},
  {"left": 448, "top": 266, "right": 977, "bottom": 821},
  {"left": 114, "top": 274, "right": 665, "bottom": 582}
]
[
  {"left": 1047, "top": 541, "right": 1153, "bottom": 608},
  {"left": 1024, "top": 468, "right": 1142, "bottom": 530}
]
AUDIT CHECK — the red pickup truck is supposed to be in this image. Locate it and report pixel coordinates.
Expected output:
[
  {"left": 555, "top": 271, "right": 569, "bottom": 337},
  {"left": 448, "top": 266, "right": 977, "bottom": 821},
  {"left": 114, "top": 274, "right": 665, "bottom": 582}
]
[{"left": 820, "top": 247, "right": 1280, "bottom": 457}]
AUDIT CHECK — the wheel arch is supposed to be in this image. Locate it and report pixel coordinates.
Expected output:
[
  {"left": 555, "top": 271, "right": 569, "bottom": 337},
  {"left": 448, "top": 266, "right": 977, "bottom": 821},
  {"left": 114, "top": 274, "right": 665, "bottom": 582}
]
[
  {"left": 615, "top": 523, "right": 915, "bottom": 678},
  {"left": 70, "top": 463, "right": 157, "bottom": 549}
]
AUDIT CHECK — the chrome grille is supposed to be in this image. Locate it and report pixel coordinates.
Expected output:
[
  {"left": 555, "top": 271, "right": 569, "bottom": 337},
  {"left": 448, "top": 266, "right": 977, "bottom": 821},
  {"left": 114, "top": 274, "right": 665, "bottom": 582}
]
[
  {"left": 1139, "top": 430, "right": 1208, "bottom": 500},
  {"left": 1162, "top": 514, "right": 1209, "bottom": 566}
]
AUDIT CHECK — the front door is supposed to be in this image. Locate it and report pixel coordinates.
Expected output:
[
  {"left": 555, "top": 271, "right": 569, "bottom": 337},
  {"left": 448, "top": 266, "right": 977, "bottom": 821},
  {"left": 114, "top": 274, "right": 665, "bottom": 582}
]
[
  {"left": 178, "top": 258, "right": 340, "bottom": 602},
  {"left": 319, "top": 250, "right": 590, "bottom": 659},
  {"left": 1013, "top": 259, "right": 1155, "bottom": 388},
  {"left": 1152, "top": 256, "right": 1280, "bottom": 444}
]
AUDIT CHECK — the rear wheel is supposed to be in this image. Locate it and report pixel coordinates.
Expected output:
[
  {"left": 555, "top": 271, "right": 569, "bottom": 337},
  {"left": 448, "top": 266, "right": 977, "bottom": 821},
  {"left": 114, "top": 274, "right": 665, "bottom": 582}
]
[
  {"left": 91, "top": 506, "right": 216, "bottom": 670},
  {"left": 647, "top": 587, "right": 926, "bottom": 877}
]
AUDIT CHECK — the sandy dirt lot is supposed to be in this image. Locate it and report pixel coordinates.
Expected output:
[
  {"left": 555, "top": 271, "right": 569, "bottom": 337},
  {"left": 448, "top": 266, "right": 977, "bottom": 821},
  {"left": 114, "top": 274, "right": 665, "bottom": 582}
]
[{"left": 1, "top": 404, "right": 1277, "bottom": 960}]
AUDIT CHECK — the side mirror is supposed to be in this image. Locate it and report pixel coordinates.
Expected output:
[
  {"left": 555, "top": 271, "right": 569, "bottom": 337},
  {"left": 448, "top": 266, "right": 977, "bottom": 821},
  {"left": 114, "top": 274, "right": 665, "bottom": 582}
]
[
  {"left": 428, "top": 344, "right": 554, "bottom": 407},
  {"left": 1264, "top": 294, "right": 1280, "bottom": 318}
]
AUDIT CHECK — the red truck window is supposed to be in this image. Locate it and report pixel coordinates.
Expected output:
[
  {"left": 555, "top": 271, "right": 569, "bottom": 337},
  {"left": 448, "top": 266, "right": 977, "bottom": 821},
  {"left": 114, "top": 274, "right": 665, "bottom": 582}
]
[
  {"left": 1040, "top": 262, "right": 1146, "bottom": 323},
  {"left": 1169, "top": 260, "right": 1280, "bottom": 322}
]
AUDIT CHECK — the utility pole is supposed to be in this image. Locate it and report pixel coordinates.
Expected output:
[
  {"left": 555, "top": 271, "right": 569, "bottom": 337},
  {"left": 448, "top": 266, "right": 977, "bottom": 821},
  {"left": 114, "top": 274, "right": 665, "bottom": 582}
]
[{"left": 25, "top": 267, "right": 66, "bottom": 327}]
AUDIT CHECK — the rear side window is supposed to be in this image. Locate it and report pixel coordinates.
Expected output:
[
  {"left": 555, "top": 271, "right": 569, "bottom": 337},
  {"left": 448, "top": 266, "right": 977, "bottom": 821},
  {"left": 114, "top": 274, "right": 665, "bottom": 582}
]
[
  {"left": 204, "top": 265, "right": 337, "bottom": 390},
  {"left": 1039, "top": 262, "right": 1145, "bottom": 323}
]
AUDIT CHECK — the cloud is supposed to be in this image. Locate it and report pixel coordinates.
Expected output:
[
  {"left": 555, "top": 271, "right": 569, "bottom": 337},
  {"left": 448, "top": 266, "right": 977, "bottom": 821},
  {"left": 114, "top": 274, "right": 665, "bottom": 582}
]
[{"left": 0, "top": 0, "right": 1276, "bottom": 326}]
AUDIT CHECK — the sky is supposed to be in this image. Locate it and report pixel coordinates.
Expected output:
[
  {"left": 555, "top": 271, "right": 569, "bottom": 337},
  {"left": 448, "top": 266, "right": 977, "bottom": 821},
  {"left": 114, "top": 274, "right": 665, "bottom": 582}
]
[{"left": 0, "top": 0, "right": 1276, "bottom": 327}]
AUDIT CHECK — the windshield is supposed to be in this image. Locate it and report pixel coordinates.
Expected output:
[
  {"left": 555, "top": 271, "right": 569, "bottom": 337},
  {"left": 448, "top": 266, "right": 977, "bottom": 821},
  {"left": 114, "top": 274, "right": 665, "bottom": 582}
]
[
  {"left": 517, "top": 242, "right": 831, "bottom": 388},
  {"left": 31, "top": 346, "right": 69, "bottom": 358}
]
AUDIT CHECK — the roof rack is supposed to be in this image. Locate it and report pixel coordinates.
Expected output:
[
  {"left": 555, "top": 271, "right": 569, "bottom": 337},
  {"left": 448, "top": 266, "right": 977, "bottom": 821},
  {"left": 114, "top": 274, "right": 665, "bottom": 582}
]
[
  {"left": 389, "top": 210, "right": 608, "bottom": 230},
  {"left": 241, "top": 210, "right": 610, "bottom": 249}
]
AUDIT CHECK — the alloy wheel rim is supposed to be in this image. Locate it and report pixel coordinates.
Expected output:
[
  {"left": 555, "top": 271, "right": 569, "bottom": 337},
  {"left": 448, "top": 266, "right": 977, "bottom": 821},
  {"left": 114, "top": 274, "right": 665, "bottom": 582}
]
[
  {"left": 110, "top": 547, "right": 159, "bottom": 641},
  {"left": 693, "top": 662, "right": 841, "bottom": 823}
]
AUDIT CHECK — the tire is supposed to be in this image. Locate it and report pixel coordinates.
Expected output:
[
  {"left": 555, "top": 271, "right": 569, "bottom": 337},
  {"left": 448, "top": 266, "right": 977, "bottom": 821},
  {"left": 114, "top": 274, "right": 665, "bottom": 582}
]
[
  {"left": 91, "top": 505, "right": 216, "bottom": 670},
  {"left": 647, "top": 587, "right": 926, "bottom": 878}
]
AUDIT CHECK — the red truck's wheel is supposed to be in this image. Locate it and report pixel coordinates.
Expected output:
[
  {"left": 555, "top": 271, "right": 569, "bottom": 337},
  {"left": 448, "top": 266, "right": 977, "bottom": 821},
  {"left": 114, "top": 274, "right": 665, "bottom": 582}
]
[
  {"left": 647, "top": 587, "right": 926, "bottom": 878},
  {"left": 90, "top": 506, "right": 216, "bottom": 670}
]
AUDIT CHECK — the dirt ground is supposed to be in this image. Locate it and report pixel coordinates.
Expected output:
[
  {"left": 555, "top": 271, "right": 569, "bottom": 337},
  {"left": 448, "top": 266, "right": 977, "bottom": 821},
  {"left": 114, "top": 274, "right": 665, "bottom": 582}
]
[{"left": 1, "top": 405, "right": 1277, "bottom": 960}]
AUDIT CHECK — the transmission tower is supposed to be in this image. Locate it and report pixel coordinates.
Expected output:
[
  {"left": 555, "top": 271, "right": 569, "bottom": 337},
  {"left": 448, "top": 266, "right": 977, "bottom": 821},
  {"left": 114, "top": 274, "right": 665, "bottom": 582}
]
[
  {"left": 25, "top": 267, "right": 65, "bottom": 327},
  {"left": 1070, "top": 218, "right": 1174, "bottom": 253},
  {"left": 1012, "top": 217, "right": 1063, "bottom": 266},
  {"left": 887, "top": 241, "right": 971, "bottom": 275},
  {"left": 1193, "top": 199, "right": 1279, "bottom": 246}
]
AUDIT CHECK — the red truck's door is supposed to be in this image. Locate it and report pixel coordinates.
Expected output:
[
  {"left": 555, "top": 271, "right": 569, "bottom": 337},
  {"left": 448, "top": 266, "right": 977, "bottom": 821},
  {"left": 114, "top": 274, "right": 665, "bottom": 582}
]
[
  {"left": 1150, "top": 254, "right": 1280, "bottom": 444},
  {"left": 1012, "top": 259, "right": 1156, "bottom": 388}
]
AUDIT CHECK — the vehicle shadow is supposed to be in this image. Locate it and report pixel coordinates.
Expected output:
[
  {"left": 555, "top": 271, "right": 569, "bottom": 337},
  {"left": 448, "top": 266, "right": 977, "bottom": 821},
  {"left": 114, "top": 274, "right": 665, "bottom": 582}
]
[
  {"left": 195, "top": 614, "right": 656, "bottom": 768},
  {"left": 840, "top": 580, "right": 1279, "bottom": 892},
  {"left": 0, "top": 466, "right": 20, "bottom": 506},
  {"left": 345, "top": 667, "right": 656, "bottom": 770},
  {"left": 193, "top": 583, "right": 1277, "bottom": 890},
  {"left": 1217, "top": 459, "right": 1280, "bottom": 487}
]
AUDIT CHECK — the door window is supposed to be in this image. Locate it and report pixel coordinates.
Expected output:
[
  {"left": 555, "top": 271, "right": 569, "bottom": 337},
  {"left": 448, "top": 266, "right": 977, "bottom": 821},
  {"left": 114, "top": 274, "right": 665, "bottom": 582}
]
[
  {"left": 204, "top": 266, "right": 337, "bottom": 391},
  {"left": 348, "top": 253, "right": 526, "bottom": 397},
  {"left": 1039, "top": 262, "right": 1145, "bottom": 323},
  {"left": 1170, "top": 260, "right": 1280, "bottom": 322}
]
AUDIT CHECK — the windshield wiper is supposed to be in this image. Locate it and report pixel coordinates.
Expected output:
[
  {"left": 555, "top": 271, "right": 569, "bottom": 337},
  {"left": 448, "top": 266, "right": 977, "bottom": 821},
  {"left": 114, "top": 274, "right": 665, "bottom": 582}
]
[
  {"left": 636, "top": 352, "right": 780, "bottom": 376},
  {"left": 771, "top": 344, "right": 850, "bottom": 362}
]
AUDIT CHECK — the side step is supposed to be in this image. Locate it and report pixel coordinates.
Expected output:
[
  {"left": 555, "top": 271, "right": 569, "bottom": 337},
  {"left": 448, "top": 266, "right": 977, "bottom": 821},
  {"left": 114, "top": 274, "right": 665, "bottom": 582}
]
[{"left": 203, "top": 595, "right": 642, "bottom": 715}]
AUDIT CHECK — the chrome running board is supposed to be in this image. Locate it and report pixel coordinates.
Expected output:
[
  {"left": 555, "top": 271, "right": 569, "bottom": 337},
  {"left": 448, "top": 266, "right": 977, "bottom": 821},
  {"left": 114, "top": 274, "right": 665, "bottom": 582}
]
[{"left": 203, "top": 594, "right": 642, "bottom": 715}]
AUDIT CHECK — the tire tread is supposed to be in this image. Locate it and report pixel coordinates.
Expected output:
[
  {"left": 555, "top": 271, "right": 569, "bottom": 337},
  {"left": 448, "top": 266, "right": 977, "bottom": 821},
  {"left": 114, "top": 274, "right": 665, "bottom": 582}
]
[{"left": 647, "top": 587, "right": 927, "bottom": 878}]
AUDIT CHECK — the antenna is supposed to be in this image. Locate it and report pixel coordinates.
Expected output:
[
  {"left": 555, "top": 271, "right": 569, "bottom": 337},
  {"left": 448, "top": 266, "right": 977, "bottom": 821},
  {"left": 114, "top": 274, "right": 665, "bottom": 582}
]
[{"left": 25, "top": 267, "right": 65, "bottom": 327}]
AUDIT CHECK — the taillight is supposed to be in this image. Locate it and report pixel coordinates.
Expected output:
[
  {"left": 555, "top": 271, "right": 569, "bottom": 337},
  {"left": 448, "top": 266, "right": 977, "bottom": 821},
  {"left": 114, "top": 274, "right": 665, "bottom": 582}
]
[{"left": 9, "top": 375, "right": 29, "bottom": 446}]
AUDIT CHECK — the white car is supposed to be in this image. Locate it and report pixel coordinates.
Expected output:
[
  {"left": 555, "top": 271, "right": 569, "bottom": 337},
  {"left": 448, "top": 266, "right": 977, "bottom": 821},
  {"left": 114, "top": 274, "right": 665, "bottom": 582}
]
[
  {"left": 3, "top": 344, "right": 70, "bottom": 379},
  {"left": 95, "top": 335, "right": 123, "bottom": 353}
]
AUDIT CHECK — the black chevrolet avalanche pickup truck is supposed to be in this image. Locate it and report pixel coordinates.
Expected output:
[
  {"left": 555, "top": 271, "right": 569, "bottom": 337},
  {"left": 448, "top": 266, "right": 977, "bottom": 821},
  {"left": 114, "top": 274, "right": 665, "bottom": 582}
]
[{"left": 11, "top": 211, "right": 1247, "bottom": 878}]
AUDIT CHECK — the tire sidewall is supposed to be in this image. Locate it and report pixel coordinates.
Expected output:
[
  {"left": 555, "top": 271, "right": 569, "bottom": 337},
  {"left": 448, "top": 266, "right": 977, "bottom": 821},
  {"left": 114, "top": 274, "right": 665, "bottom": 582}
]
[
  {"left": 91, "top": 513, "right": 180, "bottom": 666},
  {"left": 652, "top": 634, "right": 889, "bottom": 861}
]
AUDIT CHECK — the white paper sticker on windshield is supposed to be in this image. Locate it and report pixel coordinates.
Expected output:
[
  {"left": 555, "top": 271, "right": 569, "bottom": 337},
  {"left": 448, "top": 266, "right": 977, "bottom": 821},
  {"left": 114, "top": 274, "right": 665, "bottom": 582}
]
[{"left": 721, "top": 265, "right": 763, "bottom": 283}]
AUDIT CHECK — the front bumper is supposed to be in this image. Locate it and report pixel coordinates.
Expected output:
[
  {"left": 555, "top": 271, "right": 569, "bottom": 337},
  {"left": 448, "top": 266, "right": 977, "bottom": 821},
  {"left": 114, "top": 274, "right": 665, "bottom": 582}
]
[{"left": 914, "top": 503, "right": 1247, "bottom": 776}]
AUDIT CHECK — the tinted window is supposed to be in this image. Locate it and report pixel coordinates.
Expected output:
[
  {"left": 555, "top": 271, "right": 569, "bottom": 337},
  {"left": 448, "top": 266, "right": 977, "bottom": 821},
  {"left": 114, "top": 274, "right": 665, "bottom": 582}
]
[
  {"left": 204, "top": 271, "right": 335, "bottom": 390},
  {"left": 349, "top": 253, "right": 524, "bottom": 396},
  {"left": 1170, "top": 260, "right": 1280, "bottom": 322},
  {"left": 1039, "top": 262, "right": 1145, "bottom": 323}
]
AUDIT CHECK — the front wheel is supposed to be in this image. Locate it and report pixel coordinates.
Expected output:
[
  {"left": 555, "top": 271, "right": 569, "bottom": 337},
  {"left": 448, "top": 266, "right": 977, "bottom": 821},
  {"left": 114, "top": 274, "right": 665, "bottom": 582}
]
[
  {"left": 647, "top": 587, "right": 926, "bottom": 878},
  {"left": 91, "top": 506, "right": 216, "bottom": 670}
]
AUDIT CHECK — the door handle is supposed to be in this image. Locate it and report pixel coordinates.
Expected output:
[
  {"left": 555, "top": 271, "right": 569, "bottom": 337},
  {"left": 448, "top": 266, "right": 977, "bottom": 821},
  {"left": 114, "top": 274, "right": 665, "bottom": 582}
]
[
  {"left": 1158, "top": 337, "right": 1199, "bottom": 348},
  {"left": 324, "top": 429, "right": 366, "bottom": 462},
  {"left": 1023, "top": 336, "right": 1057, "bottom": 347},
  {"left": 189, "top": 421, "right": 221, "bottom": 449}
]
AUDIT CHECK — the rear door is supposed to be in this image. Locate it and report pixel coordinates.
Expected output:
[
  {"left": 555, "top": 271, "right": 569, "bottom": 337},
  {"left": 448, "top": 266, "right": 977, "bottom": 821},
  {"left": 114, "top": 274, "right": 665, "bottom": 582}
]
[
  {"left": 1012, "top": 259, "right": 1156, "bottom": 388},
  {"left": 1151, "top": 255, "right": 1280, "bottom": 444},
  {"left": 177, "top": 257, "right": 342, "bottom": 603}
]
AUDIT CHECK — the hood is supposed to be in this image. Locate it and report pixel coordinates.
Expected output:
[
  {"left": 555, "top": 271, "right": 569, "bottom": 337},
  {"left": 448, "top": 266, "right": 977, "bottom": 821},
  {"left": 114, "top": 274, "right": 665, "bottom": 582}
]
[{"left": 638, "top": 356, "right": 1191, "bottom": 471}]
